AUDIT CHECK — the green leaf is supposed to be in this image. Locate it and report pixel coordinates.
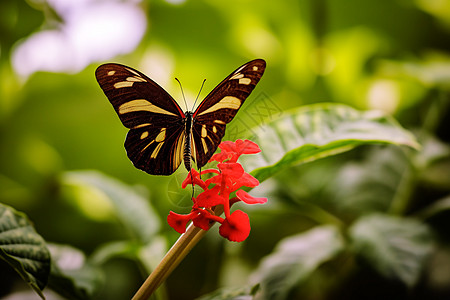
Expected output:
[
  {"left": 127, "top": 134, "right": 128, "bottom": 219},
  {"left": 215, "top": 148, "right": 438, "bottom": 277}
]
[
  {"left": 47, "top": 244, "right": 103, "bottom": 300},
  {"left": 415, "top": 194, "right": 450, "bottom": 220},
  {"left": 379, "top": 54, "right": 450, "bottom": 88},
  {"left": 415, "top": 133, "right": 450, "bottom": 168},
  {"left": 0, "top": 203, "right": 51, "bottom": 299},
  {"left": 89, "top": 240, "right": 141, "bottom": 266},
  {"left": 241, "top": 103, "right": 419, "bottom": 182},
  {"left": 251, "top": 225, "right": 344, "bottom": 300},
  {"left": 326, "top": 145, "right": 408, "bottom": 214},
  {"left": 88, "top": 237, "right": 168, "bottom": 273},
  {"left": 417, "top": 133, "right": 450, "bottom": 189},
  {"left": 349, "top": 213, "right": 433, "bottom": 287},
  {"left": 63, "top": 171, "right": 160, "bottom": 244}
]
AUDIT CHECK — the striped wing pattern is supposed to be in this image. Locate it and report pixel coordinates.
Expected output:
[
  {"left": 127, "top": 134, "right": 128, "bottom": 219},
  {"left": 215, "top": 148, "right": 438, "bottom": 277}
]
[
  {"left": 192, "top": 59, "right": 266, "bottom": 167},
  {"left": 95, "top": 63, "right": 185, "bottom": 175},
  {"left": 95, "top": 59, "right": 266, "bottom": 175},
  {"left": 125, "top": 122, "right": 185, "bottom": 175}
]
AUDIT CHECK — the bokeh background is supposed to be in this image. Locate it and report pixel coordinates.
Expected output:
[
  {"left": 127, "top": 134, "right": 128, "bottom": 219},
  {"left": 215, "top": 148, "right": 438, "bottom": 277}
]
[{"left": 1, "top": 0, "right": 450, "bottom": 299}]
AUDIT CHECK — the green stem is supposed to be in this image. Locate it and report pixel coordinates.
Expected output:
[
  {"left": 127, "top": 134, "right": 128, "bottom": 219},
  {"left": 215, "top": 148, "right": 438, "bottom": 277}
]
[
  {"left": 292, "top": 201, "right": 344, "bottom": 229},
  {"left": 389, "top": 90, "right": 449, "bottom": 215},
  {"left": 387, "top": 161, "right": 416, "bottom": 215},
  {"left": 132, "top": 206, "right": 224, "bottom": 300},
  {"left": 132, "top": 223, "right": 206, "bottom": 300},
  {"left": 420, "top": 90, "right": 449, "bottom": 136}
]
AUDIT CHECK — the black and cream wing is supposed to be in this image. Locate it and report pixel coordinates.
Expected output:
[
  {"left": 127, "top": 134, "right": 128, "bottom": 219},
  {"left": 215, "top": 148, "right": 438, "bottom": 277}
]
[
  {"left": 95, "top": 63, "right": 186, "bottom": 175},
  {"left": 95, "top": 63, "right": 185, "bottom": 128},
  {"left": 192, "top": 59, "right": 266, "bottom": 167},
  {"left": 124, "top": 122, "right": 185, "bottom": 175}
]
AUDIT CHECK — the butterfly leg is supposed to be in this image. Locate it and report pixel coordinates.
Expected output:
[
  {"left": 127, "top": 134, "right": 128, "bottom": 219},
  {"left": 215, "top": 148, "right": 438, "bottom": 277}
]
[{"left": 190, "top": 170, "right": 195, "bottom": 200}]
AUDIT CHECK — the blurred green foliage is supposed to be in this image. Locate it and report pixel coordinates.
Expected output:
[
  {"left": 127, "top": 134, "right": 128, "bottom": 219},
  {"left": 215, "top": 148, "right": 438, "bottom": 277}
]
[{"left": 1, "top": 0, "right": 450, "bottom": 299}]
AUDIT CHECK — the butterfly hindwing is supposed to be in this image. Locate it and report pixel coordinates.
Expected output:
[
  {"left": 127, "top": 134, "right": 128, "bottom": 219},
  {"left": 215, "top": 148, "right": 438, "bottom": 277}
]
[
  {"left": 192, "top": 59, "right": 266, "bottom": 167},
  {"left": 191, "top": 119, "right": 226, "bottom": 167},
  {"left": 95, "top": 63, "right": 185, "bottom": 175},
  {"left": 125, "top": 123, "right": 185, "bottom": 175}
]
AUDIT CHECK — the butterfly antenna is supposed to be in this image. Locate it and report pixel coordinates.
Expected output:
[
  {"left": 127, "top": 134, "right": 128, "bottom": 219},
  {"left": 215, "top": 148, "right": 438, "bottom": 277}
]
[
  {"left": 192, "top": 79, "right": 206, "bottom": 110},
  {"left": 175, "top": 78, "right": 189, "bottom": 111}
]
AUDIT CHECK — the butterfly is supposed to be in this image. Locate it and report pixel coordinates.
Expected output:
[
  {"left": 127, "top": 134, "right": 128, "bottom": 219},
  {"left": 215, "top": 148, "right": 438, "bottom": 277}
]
[{"left": 95, "top": 59, "right": 266, "bottom": 175}]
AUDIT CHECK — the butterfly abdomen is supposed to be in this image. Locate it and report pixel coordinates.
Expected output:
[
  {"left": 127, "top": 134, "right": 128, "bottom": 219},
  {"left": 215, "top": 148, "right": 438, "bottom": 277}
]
[{"left": 183, "top": 112, "right": 193, "bottom": 171}]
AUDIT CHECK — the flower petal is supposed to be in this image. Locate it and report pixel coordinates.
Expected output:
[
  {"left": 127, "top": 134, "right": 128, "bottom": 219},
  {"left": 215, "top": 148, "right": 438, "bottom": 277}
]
[
  {"left": 236, "top": 139, "right": 261, "bottom": 154},
  {"left": 192, "top": 212, "right": 212, "bottom": 231},
  {"left": 201, "top": 169, "right": 220, "bottom": 176},
  {"left": 218, "top": 163, "right": 244, "bottom": 179},
  {"left": 205, "top": 173, "right": 222, "bottom": 187},
  {"left": 182, "top": 169, "right": 207, "bottom": 190},
  {"left": 209, "top": 151, "right": 230, "bottom": 163},
  {"left": 236, "top": 190, "right": 268, "bottom": 204},
  {"left": 234, "top": 172, "right": 259, "bottom": 189},
  {"left": 219, "top": 210, "right": 251, "bottom": 242},
  {"left": 167, "top": 211, "right": 193, "bottom": 234},
  {"left": 218, "top": 141, "right": 237, "bottom": 153},
  {"left": 196, "top": 186, "right": 224, "bottom": 207}
]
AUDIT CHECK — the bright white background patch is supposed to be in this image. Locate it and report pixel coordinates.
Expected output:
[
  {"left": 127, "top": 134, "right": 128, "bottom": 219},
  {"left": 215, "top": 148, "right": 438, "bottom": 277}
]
[{"left": 12, "top": 0, "right": 147, "bottom": 79}]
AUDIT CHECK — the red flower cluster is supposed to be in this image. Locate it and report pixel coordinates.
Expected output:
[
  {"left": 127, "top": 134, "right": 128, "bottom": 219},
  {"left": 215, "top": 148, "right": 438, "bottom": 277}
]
[{"left": 167, "top": 140, "right": 267, "bottom": 242}]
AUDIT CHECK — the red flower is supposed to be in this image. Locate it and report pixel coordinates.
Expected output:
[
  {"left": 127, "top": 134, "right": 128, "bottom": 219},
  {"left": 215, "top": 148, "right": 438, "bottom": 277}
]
[
  {"left": 219, "top": 210, "right": 251, "bottom": 242},
  {"left": 166, "top": 139, "right": 267, "bottom": 242},
  {"left": 236, "top": 190, "right": 268, "bottom": 204},
  {"left": 167, "top": 211, "right": 194, "bottom": 234}
]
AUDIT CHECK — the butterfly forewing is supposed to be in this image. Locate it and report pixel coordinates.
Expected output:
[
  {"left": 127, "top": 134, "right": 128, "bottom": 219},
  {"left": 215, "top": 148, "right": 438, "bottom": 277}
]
[
  {"left": 95, "top": 63, "right": 186, "bottom": 175},
  {"left": 192, "top": 59, "right": 266, "bottom": 167},
  {"left": 95, "top": 63, "right": 185, "bottom": 128}
]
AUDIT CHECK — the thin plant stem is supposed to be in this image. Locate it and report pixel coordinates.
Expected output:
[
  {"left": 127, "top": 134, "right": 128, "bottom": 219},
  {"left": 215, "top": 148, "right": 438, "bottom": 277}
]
[
  {"left": 132, "top": 206, "right": 224, "bottom": 300},
  {"left": 389, "top": 90, "right": 449, "bottom": 215}
]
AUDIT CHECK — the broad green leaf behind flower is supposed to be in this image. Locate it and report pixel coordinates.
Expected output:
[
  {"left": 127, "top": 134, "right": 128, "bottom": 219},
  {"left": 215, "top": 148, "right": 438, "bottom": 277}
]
[
  {"left": 63, "top": 171, "right": 160, "bottom": 244},
  {"left": 241, "top": 103, "right": 420, "bottom": 183},
  {"left": 349, "top": 213, "right": 433, "bottom": 287},
  {"left": 251, "top": 225, "right": 344, "bottom": 300}
]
